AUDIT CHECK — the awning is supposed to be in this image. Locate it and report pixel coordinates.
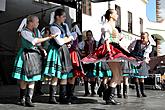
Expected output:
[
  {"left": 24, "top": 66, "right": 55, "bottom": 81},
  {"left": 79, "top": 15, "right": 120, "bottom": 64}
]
[
  {"left": 45, "top": 0, "right": 77, "bottom": 8},
  {"left": 91, "top": 0, "right": 115, "bottom": 3}
]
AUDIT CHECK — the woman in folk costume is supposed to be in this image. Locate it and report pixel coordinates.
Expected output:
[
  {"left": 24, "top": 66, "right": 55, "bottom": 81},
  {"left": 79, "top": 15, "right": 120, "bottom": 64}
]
[
  {"left": 128, "top": 32, "right": 152, "bottom": 98},
  {"left": 12, "top": 15, "right": 56, "bottom": 107},
  {"left": 81, "top": 9, "right": 140, "bottom": 105},
  {"left": 67, "top": 24, "right": 85, "bottom": 101},
  {"left": 44, "top": 9, "right": 74, "bottom": 104}
]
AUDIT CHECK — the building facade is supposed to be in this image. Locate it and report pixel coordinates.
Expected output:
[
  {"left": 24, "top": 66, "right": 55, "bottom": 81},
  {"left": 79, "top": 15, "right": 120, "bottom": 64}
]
[{"left": 82, "top": 0, "right": 165, "bottom": 56}]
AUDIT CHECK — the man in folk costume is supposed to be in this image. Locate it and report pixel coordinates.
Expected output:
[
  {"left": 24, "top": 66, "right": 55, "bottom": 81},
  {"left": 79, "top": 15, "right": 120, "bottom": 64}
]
[
  {"left": 128, "top": 32, "right": 152, "bottom": 97},
  {"left": 81, "top": 30, "right": 98, "bottom": 97},
  {"left": 12, "top": 15, "right": 56, "bottom": 107}
]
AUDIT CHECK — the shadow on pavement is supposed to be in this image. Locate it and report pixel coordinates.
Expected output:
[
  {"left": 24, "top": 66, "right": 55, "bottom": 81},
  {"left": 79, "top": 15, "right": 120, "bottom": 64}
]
[{"left": 33, "top": 95, "right": 98, "bottom": 104}]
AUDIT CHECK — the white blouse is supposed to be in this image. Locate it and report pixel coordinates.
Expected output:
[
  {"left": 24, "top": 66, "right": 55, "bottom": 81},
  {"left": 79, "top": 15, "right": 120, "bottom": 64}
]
[
  {"left": 21, "top": 29, "right": 42, "bottom": 46},
  {"left": 50, "top": 23, "right": 74, "bottom": 46},
  {"left": 101, "top": 22, "right": 120, "bottom": 43}
]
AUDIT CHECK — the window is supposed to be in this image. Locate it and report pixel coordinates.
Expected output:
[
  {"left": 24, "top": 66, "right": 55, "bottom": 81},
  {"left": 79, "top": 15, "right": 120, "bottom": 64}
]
[
  {"left": 140, "top": 18, "right": 143, "bottom": 33},
  {"left": 115, "top": 5, "right": 121, "bottom": 29},
  {"left": 128, "top": 11, "right": 132, "bottom": 33},
  {"left": 82, "top": 0, "right": 92, "bottom": 16}
]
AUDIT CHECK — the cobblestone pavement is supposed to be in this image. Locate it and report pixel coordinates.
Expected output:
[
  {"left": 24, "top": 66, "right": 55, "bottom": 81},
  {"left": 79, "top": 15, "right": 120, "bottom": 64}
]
[{"left": 0, "top": 85, "right": 165, "bottom": 110}]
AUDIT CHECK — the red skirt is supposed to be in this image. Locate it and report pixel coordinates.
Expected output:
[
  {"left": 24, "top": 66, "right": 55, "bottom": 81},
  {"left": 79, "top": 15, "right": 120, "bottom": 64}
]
[
  {"left": 81, "top": 42, "right": 137, "bottom": 64},
  {"left": 70, "top": 48, "right": 85, "bottom": 78}
]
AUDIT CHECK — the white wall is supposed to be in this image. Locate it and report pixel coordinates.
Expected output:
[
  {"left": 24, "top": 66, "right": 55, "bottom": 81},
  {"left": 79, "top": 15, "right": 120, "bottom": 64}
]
[
  {"left": 82, "top": 0, "right": 149, "bottom": 41},
  {"left": 110, "top": 0, "right": 148, "bottom": 35},
  {"left": 82, "top": 2, "right": 108, "bottom": 41}
]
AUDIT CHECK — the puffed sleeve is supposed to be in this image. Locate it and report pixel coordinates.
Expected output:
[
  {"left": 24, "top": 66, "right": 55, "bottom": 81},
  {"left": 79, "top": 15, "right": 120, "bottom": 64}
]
[
  {"left": 101, "top": 23, "right": 112, "bottom": 41},
  {"left": 143, "top": 44, "right": 152, "bottom": 58},
  {"left": 63, "top": 23, "right": 74, "bottom": 40},
  {"left": 50, "top": 26, "right": 65, "bottom": 46},
  {"left": 21, "top": 30, "right": 38, "bottom": 45}
]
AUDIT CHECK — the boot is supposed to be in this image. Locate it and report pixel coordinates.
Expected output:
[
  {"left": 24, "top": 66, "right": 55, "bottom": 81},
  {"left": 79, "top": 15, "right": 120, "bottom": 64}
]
[
  {"left": 67, "top": 84, "right": 77, "bottom": 104},
  {"left": 117, "top": 85, "right": 122, "bottom": 98},
  {"left": 123, "top": 84, "right": 128, "bottom": 99},
  {"left": 71, "top": 84, "right": 78, "bottom": 100},
  {"left": 59, "top": 85, "right": 70, "bottom": 104},
  {"left": 90, "top": 81, "right": 96, "bottom": 96},
  {"left": 97, "top": 82, "right": 106, "bottom": 97},
  {"left": 18, "top": 88, "right": 26, "bottom": 106},
  {"left": 103, "top": 86, "right": 121, "bottom": 105},
  {"left": 103, "top": 87, "right": 110, "bottom": 101},
  {"left": 84, "top": 81, "right": 90, "bottom": 96},
  {"left": 49, "top": 85, "right": 58, "bottom": 104},
  {"left": 140, "top": 82, "right": 147, "bottom": 97},
  {"left": 135, "top": 82, "right": 141, "bottom": 98},
  {"left": 25, "top": 88, "right": 35, "bottom": 107}
]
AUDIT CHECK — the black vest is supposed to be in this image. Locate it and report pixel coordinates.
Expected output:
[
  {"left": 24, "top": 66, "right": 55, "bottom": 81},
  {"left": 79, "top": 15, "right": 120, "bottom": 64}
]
[
  {"left": 131, "top": 40, "right": 149, "bottom": 58},
  {"left": 49, "top": 23, "right": 67, "bottom": 48}
]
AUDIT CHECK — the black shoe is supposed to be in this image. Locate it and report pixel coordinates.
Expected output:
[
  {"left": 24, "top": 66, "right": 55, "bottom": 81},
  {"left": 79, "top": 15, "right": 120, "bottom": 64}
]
[
  {"left": 106, "top": 97, "right": 121, "bottom": 105},
  {"left": 59, "top": 99, "right": 71, "bottom": 105},
  {"left": 59, "top": 85, "right": 71, "bottom": 105},
  {"left": 117, "top": 94, "right": 122, "bottom": 98},
  {"left": 104, "top": 87, "right": 121, "bottom": 105},
  {"left": 18, "top": 97, "right": 26, "bottom": 106},
  {"left": 91, "top": 92, "right": 96, "bottom": 97},
  {"left": 25, "top": 97, "right": 35, "bottom": 107},
  {"left": 137, "top": 93, "right": 141, "bottom": 98},
  {"left": 25, "top": 88, "right": 35, "bottom": 107},
  {"left": 83, "top": 92, "right": 90, "bottom": 97},
  {"left": 19, "top": 88, "right": 26, "bottom": 106},
  {"left": 123, "top": 93, "right": 128, "bottom": 99},
  {"left": 141, "top": 93, "right": 147, "bottom": 97},
  {"left": 140, "top": 82, "right": 147, "bottom": 97},
  {"left": 49, "top": 97, "right": 58, "bottom": 104}
]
